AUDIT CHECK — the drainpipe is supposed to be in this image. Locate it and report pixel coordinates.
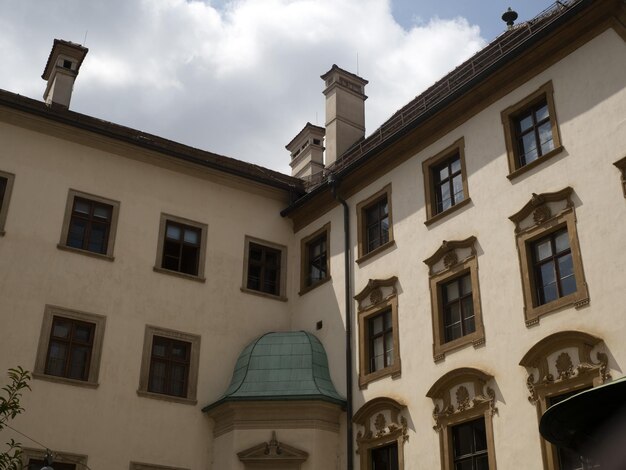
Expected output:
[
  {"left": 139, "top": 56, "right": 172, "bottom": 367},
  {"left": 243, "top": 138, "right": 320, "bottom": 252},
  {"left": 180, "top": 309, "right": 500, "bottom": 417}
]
[{"left": 328, "top": 173, "right": 353, "bottom": 470}]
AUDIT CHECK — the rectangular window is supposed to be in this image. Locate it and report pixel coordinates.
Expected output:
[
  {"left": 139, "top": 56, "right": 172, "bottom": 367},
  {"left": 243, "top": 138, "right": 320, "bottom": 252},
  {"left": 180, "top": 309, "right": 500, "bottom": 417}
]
[
  {"left": 356, "top": 184, "right": 394, "bottom": 262},
  {"left": 370, "top": 442, "right": 399, "bottom": 470},
  {"left": 29, "top": 459, "right": 76, "bottom": 470},
  {"left": 532, "top": 228, "right": 576, "bottom": 306},
  {"left": 21, "top": 448, "right": 88, "bottom": 470},
  {"left": 0, "top": 170, "right": 15, "bottom": 235},
  {"left": 242, "top": 236, "right": 287, "bottom": 300},
  {"left": 434, "top": 153, "right": 464, "bottom": 214},
  {"left": 368, "top": 309, "right": 394, "bottom": 373},
  {"left": 154, "top": 214, "right": 207, "bottom": 281},
  {"left": 34, "top": 305, "right": 106, "bottom": 387},
  {"left": 452, "top": 418, "right": 489, "bottom": 470},
  {"left": 300, "top": 223, "right": 330, "bottom": 294},
  {"left": 59, "top": 189, "right": 120, "bottom": 259},
  {"left": 442, "top": 273, "right": 475, "bottom": 343}
]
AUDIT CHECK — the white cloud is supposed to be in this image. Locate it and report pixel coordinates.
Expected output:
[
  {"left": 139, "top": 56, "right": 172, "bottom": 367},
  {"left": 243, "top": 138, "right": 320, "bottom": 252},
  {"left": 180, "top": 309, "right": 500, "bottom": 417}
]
[{"left": 0, "top": 0, "right": 485, "bottom": 173}]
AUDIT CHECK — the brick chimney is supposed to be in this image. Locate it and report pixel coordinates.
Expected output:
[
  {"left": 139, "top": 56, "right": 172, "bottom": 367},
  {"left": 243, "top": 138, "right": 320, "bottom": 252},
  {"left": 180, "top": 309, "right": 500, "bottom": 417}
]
[
  {"left": 42, "top": 39, "right": 89, "bottom": 110},
  {"left": 320, "top": 65, "right": 368, "bottom": 166},
  {"left": 287, "top": 123, "right": 325, "bottom": 178}
]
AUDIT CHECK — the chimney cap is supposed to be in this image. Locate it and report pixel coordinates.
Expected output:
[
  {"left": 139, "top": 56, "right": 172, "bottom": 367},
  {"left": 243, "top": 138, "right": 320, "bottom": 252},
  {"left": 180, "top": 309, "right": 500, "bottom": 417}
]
[
  {"left": 320, "top": 64, "right": 368, "bottom": 86},
  {"left": 285, "top": 122, "right": 325, "bottom": 152},
  {"left": 42, "top": 39, "right": 89, "bottom": 80}
]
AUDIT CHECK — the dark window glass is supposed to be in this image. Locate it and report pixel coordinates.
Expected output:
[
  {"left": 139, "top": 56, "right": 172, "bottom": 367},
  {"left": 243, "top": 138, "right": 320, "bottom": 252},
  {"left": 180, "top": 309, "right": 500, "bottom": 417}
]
[
  {"left": 148, "top": 336, "right": 190, "bottom": 398},
  {"left": 66, "top": 197, "right": 113, "bottom": 254},
  {"left": 247, "top": 243, "right": 281, "bottom": 296},
  {"left": 306, "top": 233, "right": 328, "bottom": 286},
  {"left": 370, "top": 442, "right": 399, "bottom": 470},
  {"left": 162, "top": 221, "right": 201, "bottom": 275},
  {"left": 29, "top": 459, "right": 76, "bottom": 470},
  {"left": 44, "top": 316, "right": 95, "bottom": 381},
  {"left": 0, "top": 177, "right": 7, "bottom": 209},
  {"left": 364, "top": 197, "right": 389, "bottom": 253},
  {"left": 452, "top": 418, "right": 489, "bottom": 470},
  {"left": 532, "top": 229, "right": 576, "bottom": 306},
  {"left": 368, "top": 309, "right": 393, "bottom": 373},
  {"left": 442, "top": 273, "right": 475, "bottom": 343},
  {"left": 433, "top": 154, "right": 464, "bottom": 214},
  {"left": 515, "top": 99, "right": 554, "bottom": 167}
]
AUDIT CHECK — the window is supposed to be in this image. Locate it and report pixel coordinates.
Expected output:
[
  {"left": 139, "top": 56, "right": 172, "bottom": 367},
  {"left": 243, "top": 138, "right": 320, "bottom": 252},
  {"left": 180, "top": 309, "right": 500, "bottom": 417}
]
[
  {"left": 423, "top": 237, "right": 485, "bottom": 362},
  {"left": 371, "top": 443, "right": 399, "bottom": 470},
  {"left": 21, "top": 448, "right": 87, "bottom": 470},
  {"left": 356, "top": 184, "right": 394, "bottom": 262},
  {"left": 355, "top": 277, "right": 400, "bottom": 388},
  {"left": 154, "top": 214, "right": 207, "bottom": 281},
  {"left": 614, "top": 156, "right": 626, "bottom": 197},
  {"left": 138, "top": 325, "right": 200, "bottom": 404},
  {"left": 241, "top": 236, "right": 287, "bottom": 300},
  {"left": 299, "top": 223, "right": 330, "bottom": 294},
  {"left": 34, "top": 306, "right": 105, "bottom": 387},
  {"left": 28, "top": 458, "right": 76, "bottom": 470},
  {"left": 423, "top": 138, "right": 471, "bottom": 224},
  {"left": 58, "top": 189, "right": 120, "bottom": 259},
  {"left": 0, "top": 170, "right": 15, "bottom": 235},
  {"left": 501, "top": 81, "right": 563, "bottom": 179},
  {"left": 427, "top": 368, "right": 498, "bottom": 470},
  {"left": 509, "top": 187, "right": 589, "bottom": 326},
  {"left": 520, "top": 331, "right": 611, "bottom": 470}
]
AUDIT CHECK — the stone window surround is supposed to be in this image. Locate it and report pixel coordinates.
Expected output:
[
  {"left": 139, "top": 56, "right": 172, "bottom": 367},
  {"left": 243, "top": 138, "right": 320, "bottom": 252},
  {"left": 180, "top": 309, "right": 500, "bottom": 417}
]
[
  {"left": 519, "top": 330, "right": 611, "bottom": 470},
  {"left": 614, "top": 155, "right": 626, "bottom": 197},
  {"left": 0, "top": 170, "right": 15, "bottom": 236},
  {"left": 427, "top": 368, "right": 498, "bottom": 470},
  {"left": 299, "top": 222, "right": 331, "bottom": 295},
  {"left": 21, "top": 447, "right": 88, "bottom": 469},
  {"left": 423, "top": 236, "right": 485, "bottom": 362},
  {"left": 356, "top": 183, "right": 395, "bottom": 264},
  {"left": 154, "top": 213, "right": 208, "bottom": 282},
  {"left": 137, "top": 324, "right": 201, "bottom": 405},
  {"left": 501, "top": 81, "right": 563, "bottom": 180},
  {"left": 355, "top": 277, "right": 401, "bottom": 389},
  {"left": 353, "top": 397, "right": 408, "bottom": 470},
  {"left": 33, "top": 305, "right": 106, "bottom": 388},
  {"left": 509, "top": 187, "right": 589, "bottom": 326},
  {"left": 130, "top": 462, "right": 190, "bottom": 470},
  {"left": 58, "top": 188, "right": 121, "bottom": 261},
  {"left": 422, "top": 137, "right": 471, "bottom": 226},
  {"left": 241, "top": 235, "right": 288, "bottom": 301}
]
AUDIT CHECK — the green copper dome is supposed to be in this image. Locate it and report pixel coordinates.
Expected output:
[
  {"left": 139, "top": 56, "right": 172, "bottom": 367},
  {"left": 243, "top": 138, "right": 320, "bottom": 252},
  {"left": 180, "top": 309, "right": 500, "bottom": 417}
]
[{"left": 203, "top": 331, "right": 345, "bottom": 411}]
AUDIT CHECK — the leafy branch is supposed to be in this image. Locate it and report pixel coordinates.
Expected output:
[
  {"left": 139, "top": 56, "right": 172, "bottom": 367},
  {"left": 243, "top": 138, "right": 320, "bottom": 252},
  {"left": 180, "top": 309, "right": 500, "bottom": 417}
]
[{"left": 0, "top": 367, "right": 31, "bottom": 470}]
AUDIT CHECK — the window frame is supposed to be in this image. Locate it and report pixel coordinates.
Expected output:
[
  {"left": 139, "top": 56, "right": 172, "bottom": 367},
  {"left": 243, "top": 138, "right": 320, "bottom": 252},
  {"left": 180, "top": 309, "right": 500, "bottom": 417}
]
[
  {"left": 299, "top": 222, "right": 331, "bottom": 295},
  {"left": 241, "top": 235, "right": 288, "bottom": 301},
  {"left": 355, "top": 277, "right": 400, "bottom": 389},
  {"left": 356, "top": 184, "right": 394, "bottom": 263},
  {"left": 21, "top": 447, "right": 88, "bottom": 470},
  {"left": 509, "top": 187, "right": 589, "bottom": 326},
  {"left": 154, "top": 213, "right": 208, "bottom": 282},
  {"left": 0, "top": 170, "right": 15, "bottom": 236},
  {"left": 137, "top": 325, "right": 201, "bottom": 405},
  {"left": 423, "top": 138, "right": 471, "bottom": 225},
  {"left": 501, "top": 81, "right": 563, "bottom": 180},
  {"left": 613, "top": 155, "right": 626, "bottom": 198},
  {"left": 58, "top": 189, "right": 120, "bottom": 260},
  {"left": 424, "top": 237, "right": 485, "bottom": 362},
  {"left": 33, "top": 305, "right": 106, "bottom": 388}
]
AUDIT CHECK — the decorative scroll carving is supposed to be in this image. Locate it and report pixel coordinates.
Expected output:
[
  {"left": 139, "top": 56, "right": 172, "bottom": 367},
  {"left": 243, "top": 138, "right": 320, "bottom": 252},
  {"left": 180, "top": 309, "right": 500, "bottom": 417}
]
[
  {"left": 374, "top": 413, "right": 387, "bottom": 436},
  {"left": 556, "top": 352, "right": 574, "bottom": 380},
  {"left": 369, "top": 288, "right": 383, "bottom": 306},
  {"left": 509, "top": 187, "right": 573, "bottom": 233},
  {"left": 526, "top": 373, "right": 538, "bottom": 404},
  {"left": 532, "top": 205, "right": 551, "bottom": 224},
  {"left": 456, "top": 386, "right": 470, "bottom": 411},
  {"left": 354, "top": 276, "right": 398, "bottom": 311},
  {"left": 237, "top": 431, "right": 308, "bottom": 466},
  {"left": 423, "top": 236, "right": 477, "bottom": 275},
  {"left": 443, "top": 251, "right": 458, "bottom": 268},
  {"left": 353, "top": 397, "right": 409, "bottom": 456}
]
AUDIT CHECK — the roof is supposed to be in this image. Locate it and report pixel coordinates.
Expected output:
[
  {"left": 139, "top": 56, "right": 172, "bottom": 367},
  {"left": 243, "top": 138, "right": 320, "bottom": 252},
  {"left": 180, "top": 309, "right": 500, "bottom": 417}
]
[
  {"left": 42, "top": 39, "right": 89, "bottom": 80},
  {"left": 202, "top": 331, "right": 345, "bottom": 411}
]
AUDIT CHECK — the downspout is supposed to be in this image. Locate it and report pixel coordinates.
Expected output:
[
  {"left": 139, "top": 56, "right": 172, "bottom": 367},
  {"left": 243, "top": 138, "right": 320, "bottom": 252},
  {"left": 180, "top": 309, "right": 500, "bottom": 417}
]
[{"left": 328, "top": 173, "right": 353, "bottom": 470}]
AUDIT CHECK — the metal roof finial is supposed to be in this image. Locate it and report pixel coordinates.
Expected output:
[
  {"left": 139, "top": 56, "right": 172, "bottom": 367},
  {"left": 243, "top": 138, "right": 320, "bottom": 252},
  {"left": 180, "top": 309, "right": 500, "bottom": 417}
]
[{"left": 502, "top": 7, "right": 519, "bottom": 29}]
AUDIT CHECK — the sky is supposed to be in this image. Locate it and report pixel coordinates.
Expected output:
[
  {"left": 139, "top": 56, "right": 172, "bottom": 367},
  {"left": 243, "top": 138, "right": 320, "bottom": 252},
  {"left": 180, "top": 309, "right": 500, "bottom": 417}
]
[{"left": 0, "top": 0, "right": 556, "bottom": 174}]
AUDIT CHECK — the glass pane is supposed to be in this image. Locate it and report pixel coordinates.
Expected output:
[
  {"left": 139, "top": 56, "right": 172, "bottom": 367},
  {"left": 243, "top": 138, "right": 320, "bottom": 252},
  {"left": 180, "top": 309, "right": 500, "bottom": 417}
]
[
  {"left": 170, "top": 380, "right": 185, "bottom": 397},
  {"left": 518, "top": 112, "right": 534, "bottom": 133},
  {"left": 67, "top": 219, "right": 86, "bottom": 248},
  {"left": 249, "top": 245, "right": 262, "bottom": 261},
  {"left": 380, "top": 218, "right": 389, "bottom": 242},
  {"left": 462, "top": 297, "right": 474, "bottom": 322},
  {"left": 46, "top": 342, "right": 67, "bottom": 375},
  {"left": 538, "top": 121, "right": 553, "bottom": 145},
  {"left": 540, "top": 137, "right": 554, "bottom": 156},
  {"left": 371, "top": 315, "right": 383, "bottom": 335},
  {"left": 383, "top": 311, "right": 393, "bottom": 330},
  {"left": 438, "top": 165, "right": 449, "bottom": 181},
  {"left": 181, "top": 245, "right": 199, "bottom": 275},
  {"left": 149, "top": 362, "right": 166, "bottom": 393},
  {"left": 264, "top": 269, "right": 278, "bottom": 294},
  {"left": 152, "top": 342, "right": 166, "bottom": 357},
  {"left": 540, "top": 262, "right": 557, "bottom": 286},
  {"left": 166, "top": 224, "right": 181, "bottom": 240},
  {"left": 52, "top": 321, "right": 71, "bottom": 339},
  {"left": 521, "top": 132, "right": 538, "bottom": 163},
  {"left": 475, "top": 455, "right": 490, "bottom": 470},
  {"left": 373, "top": 354, "right": 384, "bottom": 372},
  {"left": 381, "top": 200, "right": 388, "bottom": 216},
  {"left": 541, "top": 282, "right": 558, "bottom": 304},
  {"left": 453, "top": 422, "right": 475, "bottom": 457},
  {"left": 73, "top": 199, "right": 90, "bottom": 214},
  {"left": 367, "top": 226, "right": 380, "bottom": 251},
  {"left": 461, "top": 275, "right": 472, "bottom": 294},
  {"left": 535, "top": 103, "right": 549, "bottom": 122},
  {"left": 534, "top": 239, "right": 553, "bottom": 261},
  {"left": 558, "top": 253, "right": 574, "bottom": 277},
  {"left": 452, "top": 175, "right": 464, "bottom": 202},
  {"left": 265, "top": 251, "right": 279, "bottom": 267},
  {"left": 446, "top": 323, "right": 462, "bottom": 342},
  {"left": 446, "top": 281, "right": 460, "bottom": 301},
  {"left": 555, "top": 230, "right": 570, "bottom": 253},
  {"left": 171, "top": 342, "right": 188, "bottom": 359},
  {"left": 170, "top": 363, "right": 186, "bottom": 382},
  {"left": 561, "top": 273, "right": 577, "bottom": 297},
  {"left": 183, "top": 228, "right": 199, "bottom": 245},
  {"left": 73, "top": 324, "right": 92, "bottom": 343},
  {"left": 247, "top": 265, "right": 261, "bottom": 290},
  {"left": 463, "top": 315, "right": 476, "bottom": 335},
  {"left": 439, "top": 182, "right": 451, "bottom": 209},
  {"left": 450, "top": 157, "right": 461, "bottom": 174},
  {"left": 88, "top": 223, "right": 107, "bottom": 253},
  {"left": 366, "top": 206, "right": 380, "bottom": 225},
  {"left": 473, "top": 419, "right": 487, "bottom": 451},
  {"left": 310, "top": 265, "right": 321, "bottom": 283},
  {"left": 93, "top": 204, "right": 111, "bottom": 220},
  {"left": 448, "top": 303, "right": 461, "bottom": 324},
  {"left": 68, "top": 346, "right": 89, "bottom": 379},
  {"left": 385, "top": 333, "right": 394, "bottom": 366},
  {"left": 455, "top": 461, "right": 474, "bottom": 470}
]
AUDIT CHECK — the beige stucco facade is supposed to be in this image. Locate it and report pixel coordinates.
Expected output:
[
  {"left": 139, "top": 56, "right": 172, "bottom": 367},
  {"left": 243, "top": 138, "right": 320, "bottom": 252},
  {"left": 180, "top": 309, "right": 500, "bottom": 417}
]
[{"left": 0, "top": 1, "right": 625, "bottom": 469}]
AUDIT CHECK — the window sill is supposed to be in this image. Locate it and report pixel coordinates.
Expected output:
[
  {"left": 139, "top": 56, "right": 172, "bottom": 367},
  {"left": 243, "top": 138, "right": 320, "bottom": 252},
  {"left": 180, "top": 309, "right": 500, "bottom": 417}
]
[
  {"left": 424, "top": 198, "right": 472, "bottom": 227},
  {"left": 507, "top": 145, "right": 564, "bottom": 181},
  {"left": 240, "top": 286, "right": 287, "bottom": 302},
  {"left": 299, "top": 276, "right": 332, "bottom": 296},
  {"left": 525, "top": 291, "right": 590, "bottom": 326},
  {"left": 57, "top": 243, "right": 115, "bottom": 261},
  {"left": 356, "top": 240, "right": 396, "bottom": 265},
  {"left": 136, "top": 389, "right": 197, "bottom": 405},
  {"left": 358, "top": 362, "right": 401, "bottom": 390},
  {"left": 33, "top": 372, "right": 99, "bottom": 388},
  {"left": 152, "top": 266, "right": 206, "bottom": 283},
  {"left": 433, "top": 331, "right": 486, "bottom": 362}
]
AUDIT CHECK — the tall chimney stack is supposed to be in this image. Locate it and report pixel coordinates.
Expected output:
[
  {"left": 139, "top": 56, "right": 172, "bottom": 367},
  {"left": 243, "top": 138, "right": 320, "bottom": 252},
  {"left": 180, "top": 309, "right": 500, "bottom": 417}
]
[
  {"left": 42, "top": 39, "right": 88, "bottom": 110},
  {"left": 320, "top": 65, "right": 368, "bottom": 166},
  {"left": 287, "top": 123, "right": 325, "bottom": 179}
]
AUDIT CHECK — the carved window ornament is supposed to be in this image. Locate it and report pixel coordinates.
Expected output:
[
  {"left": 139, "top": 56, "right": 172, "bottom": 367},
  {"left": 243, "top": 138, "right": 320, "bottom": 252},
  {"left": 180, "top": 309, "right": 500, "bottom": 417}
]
[
  {"left": 509, "top": 187, "right": 590, "bottom": 326},
  {"left": 519, "top": 330, "right": 611, "bottom": 470},
  {"left": 423, "top": 237, "right": 486, "bottom": 361},
  {"left": 237, "top": 431, "right": 308, "bottom": 469},
  {"left": 614, "top": 155, "right": 626, "bottom": 198},
  {"left": 354, "top": 277, "right": 401, "bottom": 388},
  {"left": 426, "top": 368, "right": 498, "bottom": 470},
  {"left": 353, "top": 397, "right": 408, "bottom": 470}
]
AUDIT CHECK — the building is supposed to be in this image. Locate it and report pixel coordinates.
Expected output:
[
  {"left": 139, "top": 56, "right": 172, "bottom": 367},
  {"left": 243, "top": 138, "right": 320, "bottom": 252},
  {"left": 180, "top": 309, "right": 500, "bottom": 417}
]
[{"left": 0, "top": 0, "right": 625, "bottom": 469}]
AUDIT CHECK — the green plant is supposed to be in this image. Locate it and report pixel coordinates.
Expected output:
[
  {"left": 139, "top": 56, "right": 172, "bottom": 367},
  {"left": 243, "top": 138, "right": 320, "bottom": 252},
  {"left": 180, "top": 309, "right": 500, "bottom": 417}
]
[{"left": 0, "top": 367, "right": 31, "bottom": 470}]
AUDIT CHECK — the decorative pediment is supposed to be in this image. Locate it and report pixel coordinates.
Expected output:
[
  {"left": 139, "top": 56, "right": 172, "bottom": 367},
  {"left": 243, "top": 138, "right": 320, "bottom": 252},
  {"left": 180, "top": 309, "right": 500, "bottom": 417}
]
[
  {"left": 509, "top": 187, "right": 574, "bottom": 233},
  {"left": 519, "top": 331, "right": 611, "bottom": 404},
  {"left": 237, "top": 431, "right": 308, "bottom": 467},
  {"left": 354, "top": 276, "right": 398, "bottom": 312},
  {"left": 426, "top": 367, "right": 497, "bottom": 430},
  {"left": 423, "top": 237, "right": 477, "bottom": 276},
  {"left": 353, "top": 397, "right": 408, "bottom": 454}
]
